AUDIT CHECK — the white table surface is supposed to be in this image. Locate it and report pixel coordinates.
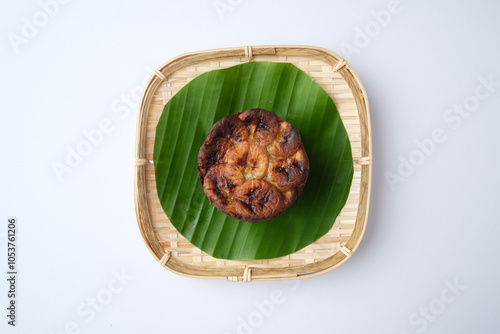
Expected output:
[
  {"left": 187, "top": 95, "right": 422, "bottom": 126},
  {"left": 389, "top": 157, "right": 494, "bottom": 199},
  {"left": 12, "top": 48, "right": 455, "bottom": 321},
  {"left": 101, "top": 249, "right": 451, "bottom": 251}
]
[{"left": 2, "top": 0, "right": 500, "bottom": 333}]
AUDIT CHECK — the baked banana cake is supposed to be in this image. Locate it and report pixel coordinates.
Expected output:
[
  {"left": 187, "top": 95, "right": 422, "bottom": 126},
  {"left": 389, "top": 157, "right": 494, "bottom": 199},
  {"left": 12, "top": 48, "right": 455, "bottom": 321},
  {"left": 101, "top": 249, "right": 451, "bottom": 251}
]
[{"left": 197, "top": 108, "right": 309, "bottom": 223}]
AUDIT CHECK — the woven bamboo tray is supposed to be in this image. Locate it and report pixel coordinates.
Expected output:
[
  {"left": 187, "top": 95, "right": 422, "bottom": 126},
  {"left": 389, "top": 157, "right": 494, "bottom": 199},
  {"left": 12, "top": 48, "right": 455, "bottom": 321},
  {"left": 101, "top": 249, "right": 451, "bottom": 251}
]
[{"left": 134, "top": 45, "right": 372, "bottom": 281}]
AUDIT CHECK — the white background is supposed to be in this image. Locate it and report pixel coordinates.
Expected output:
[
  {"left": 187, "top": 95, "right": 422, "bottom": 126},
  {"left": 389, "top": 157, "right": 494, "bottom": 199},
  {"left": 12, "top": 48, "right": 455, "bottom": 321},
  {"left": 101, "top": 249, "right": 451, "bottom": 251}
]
[{"left": 1, "top": 0, "right": 500, "bottom": 333}]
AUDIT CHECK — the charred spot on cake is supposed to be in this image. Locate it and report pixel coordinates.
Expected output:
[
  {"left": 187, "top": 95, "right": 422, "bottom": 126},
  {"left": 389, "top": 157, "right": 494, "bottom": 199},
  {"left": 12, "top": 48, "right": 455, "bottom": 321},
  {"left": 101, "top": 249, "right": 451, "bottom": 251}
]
[
  {"left": 276, "top": 165, "right": 291, "bottom": 182},
  {"left": 256, "top": 119, "right": 269, "bottom": 131},
  {"left": 224, "top": 176, "right": 236, "bottom": 190},
  {"left": 206, "top": 150, "right": 218, "bottom": 165},
  {"left": 240, "top": 201, "right": 256, "bottom": 214},
  {"left": 236, "top": 152, "right": 249, "bottom": 167},
  {"left": 259, "top": 191, "right": 270, "bottom": 208},
  {"left": 242, "top": 114, "right": 254, "bottom": 127},
  {"left": 245, "top": 188, "right": 257, "bottom": 199},
  {"left": 212, "top": 179, "right": 222, "bottom": 197},
  {"left": 291, "top": 160, "right": 303, "bottom": 173}
]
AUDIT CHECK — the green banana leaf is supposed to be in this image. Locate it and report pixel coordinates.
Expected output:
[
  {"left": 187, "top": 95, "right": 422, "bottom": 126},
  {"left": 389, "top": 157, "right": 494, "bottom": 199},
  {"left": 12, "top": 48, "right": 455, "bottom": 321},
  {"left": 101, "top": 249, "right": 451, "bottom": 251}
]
[{"left": 154, "top": 62, "right": 353, "bottom": 260}]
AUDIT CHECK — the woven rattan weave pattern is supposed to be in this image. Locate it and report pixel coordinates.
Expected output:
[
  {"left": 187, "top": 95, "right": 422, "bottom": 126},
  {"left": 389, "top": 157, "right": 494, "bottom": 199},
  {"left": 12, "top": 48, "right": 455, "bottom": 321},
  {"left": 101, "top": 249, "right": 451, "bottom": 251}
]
[{"left": 134, "top": 45, "right": 372, "bottom": 281}]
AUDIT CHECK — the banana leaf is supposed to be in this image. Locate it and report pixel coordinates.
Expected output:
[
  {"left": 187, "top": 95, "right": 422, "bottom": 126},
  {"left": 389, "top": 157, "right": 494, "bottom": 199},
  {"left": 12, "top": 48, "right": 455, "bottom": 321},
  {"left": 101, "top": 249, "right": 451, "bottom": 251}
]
[{"left": 154, "top": 62, "right": 353, "bottom": 260}]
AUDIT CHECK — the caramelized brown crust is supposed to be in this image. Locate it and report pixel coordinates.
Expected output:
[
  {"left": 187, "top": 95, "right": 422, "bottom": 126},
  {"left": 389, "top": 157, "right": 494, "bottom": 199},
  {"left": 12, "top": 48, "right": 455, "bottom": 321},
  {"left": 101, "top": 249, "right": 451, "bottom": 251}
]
[
  {"left": 268, "top": 146, "right": 309, "bottom": 192},
  {"left": 203, "top": 165, "right": 245, "bottom": 217},
  {"left": 267, "top": 121, "right": 301, "bottom": 157},
  {"left": 197, "top": 138, "right": 231, "bottom": 181},
  {"left": 233, "top": 180, "right": 285, "bottom": 223},
  {"left": 197, "top": 115, "right": 250, "bottom": 181},
  {"left": 238, "top": 108, "right": 279, "bottom": 145},
  {"left": 226, "top": 142, "right": 269, "bottom": 180},
  {"left": 198, "top": 108, "right": 309, "bottom": 223},
  {"left": 206, "top": 114, "right": 249, "bottom": 144}
]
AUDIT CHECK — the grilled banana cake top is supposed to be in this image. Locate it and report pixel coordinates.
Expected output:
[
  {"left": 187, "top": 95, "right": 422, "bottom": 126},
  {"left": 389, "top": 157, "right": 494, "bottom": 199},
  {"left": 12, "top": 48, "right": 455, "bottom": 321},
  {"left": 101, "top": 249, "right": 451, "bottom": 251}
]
[{"left": 197, "top": 108, "right": 309, "bottom": 223}]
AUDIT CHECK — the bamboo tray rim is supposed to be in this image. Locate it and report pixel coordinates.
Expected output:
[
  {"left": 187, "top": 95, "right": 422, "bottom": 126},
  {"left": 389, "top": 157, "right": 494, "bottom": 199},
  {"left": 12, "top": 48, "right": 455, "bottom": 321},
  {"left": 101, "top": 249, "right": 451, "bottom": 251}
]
[{"left": 134, "top": 45, "right": 372, "bottom": 281}]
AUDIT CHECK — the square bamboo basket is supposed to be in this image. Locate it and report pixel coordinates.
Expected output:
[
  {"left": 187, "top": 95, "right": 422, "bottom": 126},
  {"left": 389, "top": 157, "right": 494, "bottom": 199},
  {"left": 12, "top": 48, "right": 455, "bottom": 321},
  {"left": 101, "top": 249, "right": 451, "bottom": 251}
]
[{"left": 134, "top": 45, "right": 372, "bottom": 281}]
